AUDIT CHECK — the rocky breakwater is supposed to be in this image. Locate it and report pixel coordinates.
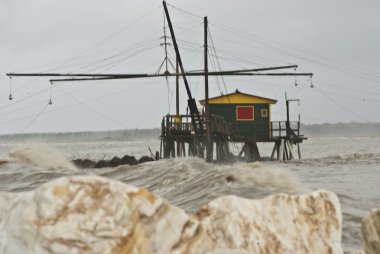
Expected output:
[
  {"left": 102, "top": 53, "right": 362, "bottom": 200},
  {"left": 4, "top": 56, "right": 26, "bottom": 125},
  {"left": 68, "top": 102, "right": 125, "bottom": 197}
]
[{"left": 0, "top": 176, "right": 343, "bottom": 254}]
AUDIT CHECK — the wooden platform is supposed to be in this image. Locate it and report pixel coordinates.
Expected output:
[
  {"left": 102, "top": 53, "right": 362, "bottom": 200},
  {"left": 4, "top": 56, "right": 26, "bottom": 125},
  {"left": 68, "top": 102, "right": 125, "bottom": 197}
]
[{"left": 160, "top": 114, "right": 306, "bottom": 162}]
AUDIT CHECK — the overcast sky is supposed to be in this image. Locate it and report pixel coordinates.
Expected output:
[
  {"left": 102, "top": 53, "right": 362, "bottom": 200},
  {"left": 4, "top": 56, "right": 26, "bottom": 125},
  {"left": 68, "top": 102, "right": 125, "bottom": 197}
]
[{"left": 0, "top": 0, "right": 379, "bottom": 134}]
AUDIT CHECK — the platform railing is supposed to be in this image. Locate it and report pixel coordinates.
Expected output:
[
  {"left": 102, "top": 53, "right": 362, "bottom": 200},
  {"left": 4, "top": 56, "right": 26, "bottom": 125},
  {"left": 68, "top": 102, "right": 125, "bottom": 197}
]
[
  {"left": 162, "top": 115, "right": 196, "bottom": 135},
  {"left": 162, "top": 114, "right": 233, "bottom": 137},
  {"left": 270, "top": 121, "right": 300, "bottom": 138}
]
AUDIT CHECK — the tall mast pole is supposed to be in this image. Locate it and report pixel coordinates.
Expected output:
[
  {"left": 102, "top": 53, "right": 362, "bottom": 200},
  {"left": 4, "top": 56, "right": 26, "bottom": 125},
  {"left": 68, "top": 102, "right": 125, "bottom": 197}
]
[
  {"left": 163, "top": 1, "right": 203, "bottom": 136},
  {"left": 163, "top": 14, "right": 169, "bottom": 74},
  {"left": 204, "top": 17, "right": 212, "bottom": 162},
  {"left": 176, "top": 58, "right": 179, "bottom": 115}
]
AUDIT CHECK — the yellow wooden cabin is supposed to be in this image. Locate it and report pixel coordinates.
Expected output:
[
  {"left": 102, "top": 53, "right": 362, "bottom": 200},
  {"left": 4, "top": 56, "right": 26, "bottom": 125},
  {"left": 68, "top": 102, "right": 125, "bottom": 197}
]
[{"left": 200, "top": 89, "right": 277, "bottom": 142}]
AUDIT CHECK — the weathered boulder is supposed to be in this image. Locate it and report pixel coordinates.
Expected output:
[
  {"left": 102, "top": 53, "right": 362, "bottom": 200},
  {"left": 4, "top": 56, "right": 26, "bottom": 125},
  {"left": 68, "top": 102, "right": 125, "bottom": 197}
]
[
  {"left": 195, "top": 192, "right": 342, "bottom": 254},
  {"left": 0, "top": 175, "right": 343, "bottom": 254},
  {"left": 354, "top": 208, "right": 380, "bottom": 254}
]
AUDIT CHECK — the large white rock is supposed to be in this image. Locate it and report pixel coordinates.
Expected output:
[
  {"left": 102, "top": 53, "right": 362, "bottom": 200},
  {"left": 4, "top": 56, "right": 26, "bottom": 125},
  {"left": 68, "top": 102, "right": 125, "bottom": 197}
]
[
  {"left": 194, "top": 192, "right": 342, "bottom": 254},
  {"left": 0, "top": 175, "right": 343, "bottom": 254},
  {"left": 356, "top": 208, "right": 380, "bottom": 254}
]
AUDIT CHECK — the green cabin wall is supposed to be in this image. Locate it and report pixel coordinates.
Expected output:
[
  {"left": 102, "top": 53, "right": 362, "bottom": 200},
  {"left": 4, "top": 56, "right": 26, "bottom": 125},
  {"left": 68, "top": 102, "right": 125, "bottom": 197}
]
[{"left": 209, "top": 104, "right": 271, "bottom": 141}]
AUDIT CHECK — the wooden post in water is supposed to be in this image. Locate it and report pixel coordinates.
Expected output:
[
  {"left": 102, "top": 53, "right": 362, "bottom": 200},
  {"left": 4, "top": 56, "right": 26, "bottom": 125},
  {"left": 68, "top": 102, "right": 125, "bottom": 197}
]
[
  {"left": 280, "top": 139, "right": 285, "bottom": 161},
  {"left": 297, "top": 143, "right": 302, "bottom": 159},
  {"left": 270, "top": 143, "right": 277, "bottom": 160},
  {"left": 288, "top": 141, "right": 294, "bottom": 160}
]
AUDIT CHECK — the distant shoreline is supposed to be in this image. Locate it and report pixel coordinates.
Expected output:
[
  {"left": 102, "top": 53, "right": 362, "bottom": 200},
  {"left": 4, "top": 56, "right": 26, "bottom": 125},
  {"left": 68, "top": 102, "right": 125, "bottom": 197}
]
[
  {"left": 301, "top": 122, "right": 380, "bottom": 137},
  {"left": 0, "top": 122, "right": 379, "bottom": 142}
]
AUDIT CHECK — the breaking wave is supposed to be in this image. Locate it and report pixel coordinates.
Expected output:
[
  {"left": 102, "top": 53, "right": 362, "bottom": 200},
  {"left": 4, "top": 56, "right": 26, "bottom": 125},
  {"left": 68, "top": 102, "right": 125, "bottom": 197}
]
[{"left": 0, "top": 144, "right": 76, "bottom": 171}]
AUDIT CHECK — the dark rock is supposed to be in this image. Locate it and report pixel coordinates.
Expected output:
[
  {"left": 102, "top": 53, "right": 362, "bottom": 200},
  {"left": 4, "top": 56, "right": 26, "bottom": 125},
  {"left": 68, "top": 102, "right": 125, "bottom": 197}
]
[
  {"left": 71, "top": 159, "right": 95, "bottom": 168},
  {"left": 138, "top": 156, "right": 154, "bottom": 164},
  {"left": 94, "top": 160, "right": 110, "bottom": 168},
  {"left": 109, "top": 156, "right": 121, "bottom": 167},
  {"left": 119, "top": 155, "right": 138, "bottom": 165}
]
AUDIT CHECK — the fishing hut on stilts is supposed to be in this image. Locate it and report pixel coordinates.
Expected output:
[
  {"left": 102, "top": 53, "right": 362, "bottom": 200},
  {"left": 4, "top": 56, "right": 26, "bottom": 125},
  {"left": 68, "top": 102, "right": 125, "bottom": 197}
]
[
  {"left": 159, "top": 2, "right": 310, "bottom": 163},
  {"left": 6, "top": 1, "right": 312, "bottom": 163},
  {"left": 161, "top": 89, "right": 307, "bottom": 162}
]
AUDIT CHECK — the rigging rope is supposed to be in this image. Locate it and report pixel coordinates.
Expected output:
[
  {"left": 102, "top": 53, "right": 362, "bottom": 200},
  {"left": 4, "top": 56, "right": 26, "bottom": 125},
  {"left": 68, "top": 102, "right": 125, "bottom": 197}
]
[
  {"left": 209, "top": 21, "right": 380, "bottom": 81},
  {"left": 315, "top": 87, "right": 369, "bottom": 122},
  {"left": 18, "top": 103, "right": 49, "bottom": 133},
  {"left": 166, "top": 2, "right": 203, "bottom": 20},
  {"left": 56, "top": 86, "right": 127, "bottom": 129},
  {"left": 0, "top": 81, "right": 157, "bottom": 126},
  {"left": 205, "top": 26, "right": 233, "bottom": 107},
  {"left": 208, "top": 27, "right": 229, "bottom": 97},
  {"left": 15, "top": 6, "right": 161, "bottom": 74}
]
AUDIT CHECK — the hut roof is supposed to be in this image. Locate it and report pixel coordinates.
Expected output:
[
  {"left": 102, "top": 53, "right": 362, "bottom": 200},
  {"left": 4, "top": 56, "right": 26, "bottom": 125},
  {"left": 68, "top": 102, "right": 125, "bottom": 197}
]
[{"left": 199, "top": 89, "right": 277, "bottom": 105}]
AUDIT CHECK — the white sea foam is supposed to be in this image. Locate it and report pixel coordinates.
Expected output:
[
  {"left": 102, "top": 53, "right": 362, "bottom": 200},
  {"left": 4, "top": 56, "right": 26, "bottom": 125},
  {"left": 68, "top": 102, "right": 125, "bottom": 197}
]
[
  {"left": 225, "top": 162, "right": 310, "bottom": 193},
  {"left": 0, "top": 144, "right": 76, "bottom": 171}
]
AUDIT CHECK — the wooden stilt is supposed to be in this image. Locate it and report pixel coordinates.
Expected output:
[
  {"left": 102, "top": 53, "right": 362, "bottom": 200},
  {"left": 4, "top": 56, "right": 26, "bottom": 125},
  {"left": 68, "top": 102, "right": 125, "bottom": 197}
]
[
  {"left": 270, "top": 142, "right": 277, "bottom": 160},
  {"left": 177, "top": 139, "right": 181, "bottom": 157},
  {"left": 223, "top": 141, "right": 230, "bottom": 160},
  {"left": 206, "top": 140, "right": 213, "bottom": 162},
  {"left": 297, "top": 143, "right": 302, "bottom": 160},
  {"left": 190, "top": 140, "right": 195, "bottom": 156},
  {"left": 251, "top": 142, "right": 260, "bottom": 161},
  {"left": 287, "top": 141, "right": 294, "bottom": 160},
  {"left": 160, "top": 137, "right": 163, "bottom": 159},
  {"left": 215, "top": 140, "right": 220, "bottom": 161},
  {"left": 239, "top": 143, "right": 247, "bottom": 158},
  {"left": 171, "top": 139, "right": 175, "bottom": 157},
  {"left": 182, "top": 142, "right": 186, "bottom": 157},
  {"left": 284, "top": 140, "right": 289, "bottom": 161}
]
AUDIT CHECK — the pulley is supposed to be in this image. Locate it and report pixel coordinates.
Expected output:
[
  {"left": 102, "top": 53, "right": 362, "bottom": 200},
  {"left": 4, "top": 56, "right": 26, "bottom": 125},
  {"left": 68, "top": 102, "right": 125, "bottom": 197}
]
[
  {"left": 49, "top": 81, "right": 53, "bottom": 105},
  {"left": 9, "top": 77, "right": 13, "bottom": 100},
  {"left": 310, "top": 79, "right": 314, "bottom": 88}
]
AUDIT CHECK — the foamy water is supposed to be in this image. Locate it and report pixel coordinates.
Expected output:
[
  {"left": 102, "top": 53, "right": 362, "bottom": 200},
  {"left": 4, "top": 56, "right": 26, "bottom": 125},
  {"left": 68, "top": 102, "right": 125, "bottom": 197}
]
[{"left": 0, "top": 135, "right": 379, "bottom": 252}]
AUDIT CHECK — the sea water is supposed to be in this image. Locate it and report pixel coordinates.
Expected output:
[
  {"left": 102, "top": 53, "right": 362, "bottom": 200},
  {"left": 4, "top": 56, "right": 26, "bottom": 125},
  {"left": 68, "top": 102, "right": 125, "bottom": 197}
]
[{"left": 0, "top": 133, "right": 379, "bottom": 253}]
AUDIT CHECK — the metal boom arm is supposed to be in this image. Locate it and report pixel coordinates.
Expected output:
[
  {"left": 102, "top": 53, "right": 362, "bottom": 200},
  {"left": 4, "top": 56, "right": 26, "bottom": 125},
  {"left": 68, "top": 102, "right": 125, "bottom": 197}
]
[{"left": 162, "top": 1, "right": 204, "bottom": 135}]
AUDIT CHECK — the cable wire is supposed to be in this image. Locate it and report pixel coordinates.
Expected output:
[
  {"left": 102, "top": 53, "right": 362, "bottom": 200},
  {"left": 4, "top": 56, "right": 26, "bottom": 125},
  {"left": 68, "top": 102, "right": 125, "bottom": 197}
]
[
  {"left": 18, "top": 103, "right": 49, "bottom": 133},
  {"left": 315, "top": 87, "right": 369, "bottom": 122}
]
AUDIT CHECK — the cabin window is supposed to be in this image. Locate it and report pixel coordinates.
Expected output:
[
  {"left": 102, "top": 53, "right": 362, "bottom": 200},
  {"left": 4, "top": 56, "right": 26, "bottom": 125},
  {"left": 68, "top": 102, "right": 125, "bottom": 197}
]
[
  {"left": 261, "top": 109, "right": 268, "bottom": 117},
  {"left": 236, "top": 106, "right": 254, "bottom": 121}
]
